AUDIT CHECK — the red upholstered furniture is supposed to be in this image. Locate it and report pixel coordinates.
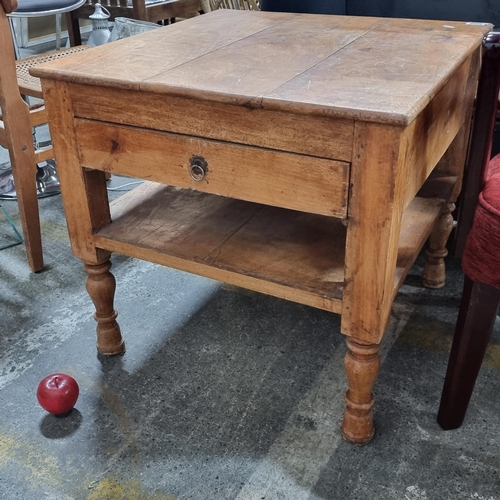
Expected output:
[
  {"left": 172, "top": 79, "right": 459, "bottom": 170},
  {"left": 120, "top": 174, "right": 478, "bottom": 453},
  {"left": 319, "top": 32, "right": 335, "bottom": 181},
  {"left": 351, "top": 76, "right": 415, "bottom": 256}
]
[
  {"left": 437, "top": 32, "right": 500, "bottom": 430},
  {"left": 462, "top": 156, "right": 500, "bottom": 290}
]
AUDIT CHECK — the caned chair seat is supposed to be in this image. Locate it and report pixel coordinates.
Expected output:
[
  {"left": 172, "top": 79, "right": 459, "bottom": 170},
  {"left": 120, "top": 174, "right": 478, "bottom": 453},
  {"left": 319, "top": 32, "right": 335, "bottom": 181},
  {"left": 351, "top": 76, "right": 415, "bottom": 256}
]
[{"left": 15, "top": 46, "right": 88, "bottom": 98}]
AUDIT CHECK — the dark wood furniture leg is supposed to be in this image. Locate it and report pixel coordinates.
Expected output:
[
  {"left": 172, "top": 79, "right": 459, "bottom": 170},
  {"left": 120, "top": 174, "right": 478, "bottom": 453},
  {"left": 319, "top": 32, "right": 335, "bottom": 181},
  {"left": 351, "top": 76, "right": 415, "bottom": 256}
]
[
  {"left": 84, "top": 259, "right": 125, "bottom": 356},
  {"left": 437, "top": 274, "right": 500, "bottom": 430},
  {"left": 66, "top": 12, "right": 82, "bottom": 46}
]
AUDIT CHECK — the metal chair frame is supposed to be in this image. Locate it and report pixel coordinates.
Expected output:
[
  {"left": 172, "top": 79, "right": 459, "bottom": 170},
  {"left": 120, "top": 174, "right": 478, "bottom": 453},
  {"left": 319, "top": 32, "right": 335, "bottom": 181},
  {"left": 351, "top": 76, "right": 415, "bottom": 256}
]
[{"left": 8, "top": 0, "right": 86, "bottom": 51}]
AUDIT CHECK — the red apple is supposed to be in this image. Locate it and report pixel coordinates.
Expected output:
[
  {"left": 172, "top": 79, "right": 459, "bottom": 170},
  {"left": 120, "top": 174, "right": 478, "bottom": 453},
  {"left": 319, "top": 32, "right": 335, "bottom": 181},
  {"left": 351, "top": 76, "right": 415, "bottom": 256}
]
[{"left": 37, "top": 373, "right": 79, "bottom": 415}]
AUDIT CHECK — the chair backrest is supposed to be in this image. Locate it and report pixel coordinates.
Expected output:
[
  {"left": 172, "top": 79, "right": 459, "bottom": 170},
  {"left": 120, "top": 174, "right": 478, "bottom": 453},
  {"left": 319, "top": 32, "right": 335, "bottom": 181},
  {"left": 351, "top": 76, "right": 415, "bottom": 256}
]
[
  {"left": 210, "top": 0, "right": 259, "bottom": 10},
  {"left": 0, "top": 0, "right": 45, "bottom": 272},
  {"left": 0, "top": 0, "right": 24, "bottom": 130},
  {"left": 83, "top": 0, "right": 128, "bottom": 7}
]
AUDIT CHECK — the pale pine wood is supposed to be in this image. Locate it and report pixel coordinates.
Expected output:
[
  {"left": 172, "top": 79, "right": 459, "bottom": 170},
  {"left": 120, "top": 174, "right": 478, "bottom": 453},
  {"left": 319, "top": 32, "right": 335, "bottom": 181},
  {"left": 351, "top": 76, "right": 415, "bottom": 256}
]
[
  {"left": 392, "top": 191, "right": 449, "bottom": 300},
  {"left": 399, "top": 57, "right": 472, "bottom": 210},
  {"left": 84, "top": 260, "right": 125, "bottom": 355},
  {"left": 74, "top": 118, "right": 350, "bottom": 218},
  {"left": 420, "top": 47, "right": 483, "bottom": 288},
  {"left": 35, "top": 12, "right": 487, "bottom": 443},
  {"left": 39, "top": 11, "right": 292, "bottom": 87},
  {"left": 69, "top": 83, "right": 354, "bottom": 162},
  {"left": 342, "top": 339, "right": 381, "bottom": 444},
  {"left": 0, "top": 3, "right": 43, "bottom": 272},
  {"left": 141, "top": 14, "right": 380, "bottom": 102},
  {"left": 91, "top": 181, "right": 452, "bottom": 315},
  {"left": 341, "top": 123, "right": 406, "bottom": 343},
  {"left": 40, "top": 79, "right": 111, "bottom": 264},
  {"left": 28, "top": 105, "right": 48, "bottom": 128},
  {"left": 0, "top": 1, "right": 89, "bottom": 272},
  {"left": 33, "top": 10, "right": 489, "bottom": 126},
  {"left": 262, "top": 17, "right": 487, "bottom": 125},
  {"left": 375, "top": 16, "right": 492, "bottom": 34},
  {"left": 34, "top": 145, "right": 53, "bottom": 164},
  {"left": 94, "top": 182, "right": 346, "bottom": 313},
  {"left": 422, "top": 202, "right": 456, "bottom": 289},
  {"left": 434, "top": 46, "right": 482, "bottom": 202}
]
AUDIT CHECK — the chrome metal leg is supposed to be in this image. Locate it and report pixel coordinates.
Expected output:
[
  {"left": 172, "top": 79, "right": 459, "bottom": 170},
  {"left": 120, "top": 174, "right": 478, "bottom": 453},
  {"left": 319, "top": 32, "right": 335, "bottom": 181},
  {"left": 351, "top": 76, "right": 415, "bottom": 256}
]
[
  {"left": 8, "top": 17, "right": 21, "bottom": 59},
  {"left": 0, "top": 134, "right": 61, "bottom": 200},
  {"left": 55, "top": 13, "right": 62, "bottom": 50},
  {"left": 0, "top": 161, "right": 61, "bottom": 200}
]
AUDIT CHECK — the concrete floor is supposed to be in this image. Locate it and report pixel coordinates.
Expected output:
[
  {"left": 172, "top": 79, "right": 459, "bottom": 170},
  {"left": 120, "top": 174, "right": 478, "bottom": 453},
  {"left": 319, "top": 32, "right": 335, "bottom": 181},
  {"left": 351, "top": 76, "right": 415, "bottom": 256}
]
[
  {"left": 1, "top": 42, "right": 500, "bottom": 500},
  {"left": 2, "top": 147, "right": 500, "bottom": 500}
]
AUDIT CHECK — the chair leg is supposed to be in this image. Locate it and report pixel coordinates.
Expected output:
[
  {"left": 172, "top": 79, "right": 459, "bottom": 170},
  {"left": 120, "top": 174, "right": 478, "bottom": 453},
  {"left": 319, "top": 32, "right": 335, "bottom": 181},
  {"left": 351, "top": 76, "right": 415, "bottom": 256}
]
[
  {"left": 9, "top": 152, "right": 44, "bottom": 272},
  {"left": 66, "top": 12, "right": 82, "bottom": 46},
  {"left": 5, "top": 106, "right": 44, "bottom": 271},
  {"left": 437, "top": 274, "right": 500, "bottom": 430}
]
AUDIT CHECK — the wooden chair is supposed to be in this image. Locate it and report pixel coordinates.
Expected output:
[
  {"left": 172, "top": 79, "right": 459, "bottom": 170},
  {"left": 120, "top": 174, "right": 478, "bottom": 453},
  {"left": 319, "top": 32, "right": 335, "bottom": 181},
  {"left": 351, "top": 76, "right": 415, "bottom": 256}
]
[
  {"left": 0, "top": 0, "right": 87, "bottom": 271},
  {"left": 8, "top": 0, "right": 86, "bottom": 53},
  {"left": 437, "top": 31, "right": 500, "bottom": 430},
  {"left": 66, "top": 0, "right": 207, "bottom": 46},
  {"left": 209, "top": 0, "right": 259, "bottom": 9}
]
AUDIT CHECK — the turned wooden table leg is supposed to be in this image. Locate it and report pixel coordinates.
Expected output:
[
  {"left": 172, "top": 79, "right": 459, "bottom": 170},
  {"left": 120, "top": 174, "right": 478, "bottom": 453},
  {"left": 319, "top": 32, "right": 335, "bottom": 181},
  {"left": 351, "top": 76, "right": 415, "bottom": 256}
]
[
  {"left": 341, "top": 338, "right": 381, "bottom": 444},
  {"left": 422, "top": 202, "right": 455, "bottom": 289},
  {"left": 84, "top": 260, "right": 125, "bottom": 356}
]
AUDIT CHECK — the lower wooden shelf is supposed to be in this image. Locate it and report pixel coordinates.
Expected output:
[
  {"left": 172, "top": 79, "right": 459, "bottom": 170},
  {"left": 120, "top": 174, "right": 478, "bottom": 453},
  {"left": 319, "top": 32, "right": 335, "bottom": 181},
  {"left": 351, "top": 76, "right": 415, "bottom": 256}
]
[{"left": 94, "top": 181, "right": 445, "bottom": 314}]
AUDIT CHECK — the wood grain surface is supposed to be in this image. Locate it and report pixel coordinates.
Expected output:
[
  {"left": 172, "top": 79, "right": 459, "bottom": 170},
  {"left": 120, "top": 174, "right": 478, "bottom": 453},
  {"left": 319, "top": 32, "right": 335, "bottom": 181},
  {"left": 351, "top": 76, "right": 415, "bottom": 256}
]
[
  {"left": 69, "top": 83, "right": 354, "bottom": 161},
  {"left": 36, "top": 9, "right": 487, "bottom": 444},
  {"left": 75, "top": 118, "right": 350, "bottom": 217},
  {"left": 32, "top": 10, "right": 490, "bottom": 125}
]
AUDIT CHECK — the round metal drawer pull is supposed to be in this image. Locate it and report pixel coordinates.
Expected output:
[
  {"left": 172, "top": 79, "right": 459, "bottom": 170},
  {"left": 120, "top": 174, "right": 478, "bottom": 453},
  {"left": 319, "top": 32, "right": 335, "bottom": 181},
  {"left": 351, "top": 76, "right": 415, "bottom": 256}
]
[{"left": 189, "top": 155, "right": 208, "bottom": 181}]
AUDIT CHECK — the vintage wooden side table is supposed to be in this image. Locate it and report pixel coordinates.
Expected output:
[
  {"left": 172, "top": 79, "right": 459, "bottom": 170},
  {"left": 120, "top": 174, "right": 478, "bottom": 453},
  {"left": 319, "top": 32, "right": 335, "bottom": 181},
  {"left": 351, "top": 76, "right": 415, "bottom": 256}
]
[{"left": 32, "top": 10, "right": 490, "bottom": 443}]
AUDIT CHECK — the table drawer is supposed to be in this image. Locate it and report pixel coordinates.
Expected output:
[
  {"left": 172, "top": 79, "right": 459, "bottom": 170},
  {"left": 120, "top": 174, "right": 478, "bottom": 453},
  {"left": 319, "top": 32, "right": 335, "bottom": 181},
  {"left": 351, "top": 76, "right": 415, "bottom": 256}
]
[{"left": 75, "top": 119, "right": 350, "bottom": 218}]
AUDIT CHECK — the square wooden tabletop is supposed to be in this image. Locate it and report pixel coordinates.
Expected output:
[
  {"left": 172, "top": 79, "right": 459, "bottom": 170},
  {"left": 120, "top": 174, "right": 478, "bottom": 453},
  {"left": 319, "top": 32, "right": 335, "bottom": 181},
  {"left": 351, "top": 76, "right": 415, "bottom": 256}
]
[{"left": 32, "top": 10, "right": 491, "bottom": 125}]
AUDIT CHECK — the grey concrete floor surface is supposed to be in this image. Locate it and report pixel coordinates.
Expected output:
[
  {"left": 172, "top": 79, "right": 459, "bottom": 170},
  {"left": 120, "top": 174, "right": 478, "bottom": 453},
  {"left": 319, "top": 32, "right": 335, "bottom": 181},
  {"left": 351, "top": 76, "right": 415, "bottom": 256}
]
[
  {"left": 1, "top": 143, "right": 500, "bottom": 500},
  {"left": 1, "top": 40, "right": 500, "bottom": 500}
]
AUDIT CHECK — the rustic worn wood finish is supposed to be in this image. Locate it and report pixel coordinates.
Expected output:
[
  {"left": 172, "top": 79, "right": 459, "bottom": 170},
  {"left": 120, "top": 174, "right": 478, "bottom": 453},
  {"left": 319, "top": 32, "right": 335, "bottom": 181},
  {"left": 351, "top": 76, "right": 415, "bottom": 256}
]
[
  {"left": 0, "top": 0, "right": 91, "bottom": 272},
  {"left": 0, "top": 0, "right": 42, "bottom": 271},
  {"left": 75, "top": 119, "right": 350, "bottom": 218},
  {"left": 84, "top": 260, "right": 125, "bottom": 355},
  {"left": 34, "top": 10, "right": 489, "bottom": 443}
]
